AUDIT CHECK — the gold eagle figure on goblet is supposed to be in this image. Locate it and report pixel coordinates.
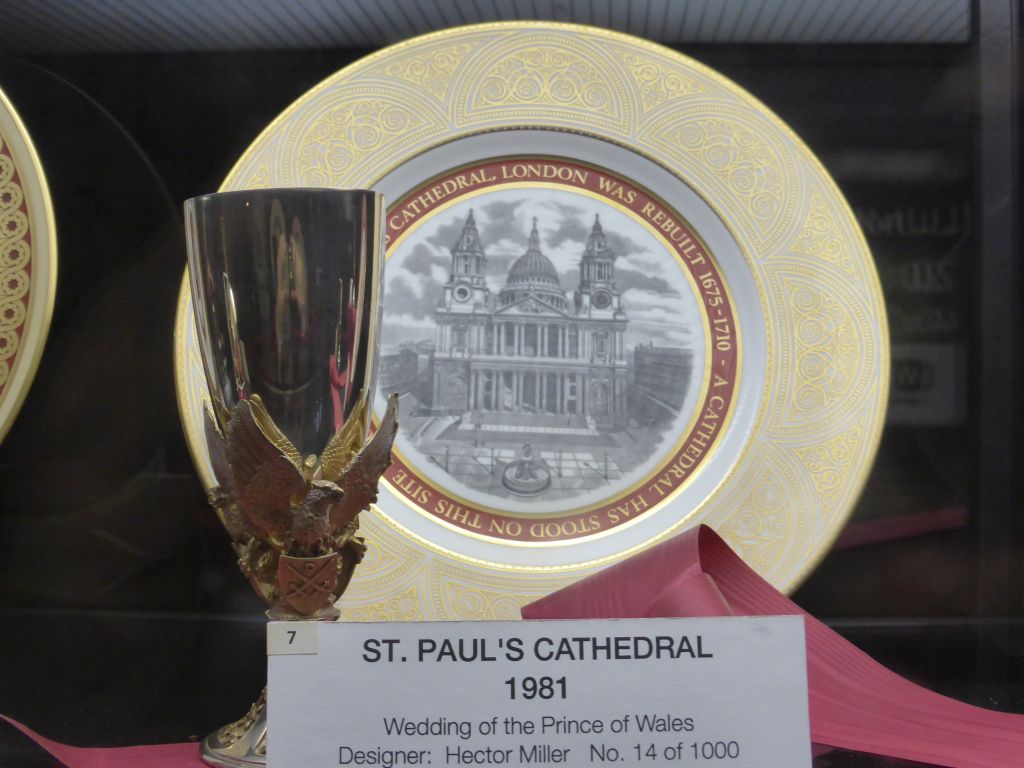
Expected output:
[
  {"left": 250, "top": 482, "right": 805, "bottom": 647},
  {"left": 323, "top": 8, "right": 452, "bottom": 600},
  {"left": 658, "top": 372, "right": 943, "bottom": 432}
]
[{"left": 203, "top": 392, "right": 399, "bottom": 618}]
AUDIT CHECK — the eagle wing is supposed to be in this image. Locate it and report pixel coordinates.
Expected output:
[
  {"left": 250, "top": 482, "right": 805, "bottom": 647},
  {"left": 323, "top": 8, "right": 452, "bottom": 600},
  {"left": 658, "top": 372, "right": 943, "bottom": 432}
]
[
  {"left": 318, "top": 398, "right": 368, "bottom": 484},
  {"left": 225, "top": 396, "right": 306, "bottom": 540},
  {"left": 329, "top": 393, "right": 399, "bottom": 531}
]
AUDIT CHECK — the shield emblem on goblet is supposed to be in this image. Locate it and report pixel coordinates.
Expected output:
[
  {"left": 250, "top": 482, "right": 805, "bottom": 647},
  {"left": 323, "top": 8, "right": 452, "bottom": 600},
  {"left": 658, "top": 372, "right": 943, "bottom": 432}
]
[{"left": 184, "top": 189, "right": 397, "bottom": 766}]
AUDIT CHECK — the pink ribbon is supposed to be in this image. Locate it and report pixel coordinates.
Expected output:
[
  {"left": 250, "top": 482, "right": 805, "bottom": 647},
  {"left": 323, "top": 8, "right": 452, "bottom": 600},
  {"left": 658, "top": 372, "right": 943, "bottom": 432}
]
[
  {"left": 0, "top": 715, "right": 203, "bottom": 767},
  {"left": 522, "top": 525, "right": 1024, "bottom": 768}
]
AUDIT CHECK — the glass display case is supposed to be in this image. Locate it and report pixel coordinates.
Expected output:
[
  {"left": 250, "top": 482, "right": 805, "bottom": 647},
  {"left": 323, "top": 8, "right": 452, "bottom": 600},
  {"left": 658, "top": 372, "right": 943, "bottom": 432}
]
[{"left": 0, "top": 2, "right": 1019, "bottom": 766}]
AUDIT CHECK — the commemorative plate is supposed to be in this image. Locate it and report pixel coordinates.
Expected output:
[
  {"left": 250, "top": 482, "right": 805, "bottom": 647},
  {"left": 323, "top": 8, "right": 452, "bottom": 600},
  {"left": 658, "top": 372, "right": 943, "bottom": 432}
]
[
  {"left": 175, "top": 22, "right": 888, "bottom": 619},
  {"left": 0, "top": 86, "right": 56, "bottom": 445}
]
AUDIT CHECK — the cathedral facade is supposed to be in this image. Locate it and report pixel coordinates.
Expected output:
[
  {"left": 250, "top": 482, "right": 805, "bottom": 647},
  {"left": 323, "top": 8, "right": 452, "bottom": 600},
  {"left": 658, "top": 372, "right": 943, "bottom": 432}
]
[{"left": 431, "top": 211, "right": 629, "bottom": 429}]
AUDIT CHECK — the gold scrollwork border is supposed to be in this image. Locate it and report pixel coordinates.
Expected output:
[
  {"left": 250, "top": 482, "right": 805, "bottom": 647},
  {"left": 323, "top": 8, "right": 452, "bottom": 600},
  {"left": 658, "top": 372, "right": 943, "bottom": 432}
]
[{"left": 0, "top": 86, "right": 57, "bottom": 445}]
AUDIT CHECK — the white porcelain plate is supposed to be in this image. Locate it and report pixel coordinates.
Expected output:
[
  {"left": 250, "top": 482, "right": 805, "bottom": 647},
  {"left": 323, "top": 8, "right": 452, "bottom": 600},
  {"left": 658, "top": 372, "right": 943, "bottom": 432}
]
[{"left": 175, "top": 22, "right": 888, "bottom": 620}]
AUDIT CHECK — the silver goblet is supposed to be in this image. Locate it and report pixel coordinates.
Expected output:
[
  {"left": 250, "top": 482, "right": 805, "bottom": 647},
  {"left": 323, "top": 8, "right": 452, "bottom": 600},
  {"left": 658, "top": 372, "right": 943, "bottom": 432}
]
[{"left": 184, "top": 188, "right": 397, "bottom": 767}]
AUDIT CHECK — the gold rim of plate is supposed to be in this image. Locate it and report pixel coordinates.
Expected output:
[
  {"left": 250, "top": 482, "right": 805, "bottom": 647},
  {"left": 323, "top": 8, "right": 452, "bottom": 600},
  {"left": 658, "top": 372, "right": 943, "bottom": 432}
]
[
  {"left": 174, "top": 21, "right": 888, "bottom": 619},
  {"left": 0, "top": 85, "right": 57, "bottom": 446}
]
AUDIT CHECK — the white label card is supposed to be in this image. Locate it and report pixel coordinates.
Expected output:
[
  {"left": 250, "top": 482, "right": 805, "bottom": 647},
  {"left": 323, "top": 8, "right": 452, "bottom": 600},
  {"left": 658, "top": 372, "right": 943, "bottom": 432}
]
[{"left": 268, "top": 616, "right": 811, "bottom": 768}]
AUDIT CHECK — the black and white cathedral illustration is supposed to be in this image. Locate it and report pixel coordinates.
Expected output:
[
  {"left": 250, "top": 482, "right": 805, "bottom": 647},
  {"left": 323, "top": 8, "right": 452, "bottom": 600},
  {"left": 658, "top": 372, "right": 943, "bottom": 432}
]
[
  {"left": 379, "top": 206, "right": 696, "bottom": 503},
  {"left": 431, "top": 211, "right": 629, "bottom": 429}
]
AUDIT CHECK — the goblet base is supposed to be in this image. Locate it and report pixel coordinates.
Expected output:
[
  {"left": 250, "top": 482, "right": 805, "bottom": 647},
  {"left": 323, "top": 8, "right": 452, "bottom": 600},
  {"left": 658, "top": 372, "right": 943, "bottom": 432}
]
[{"left": 200, "top": 688, "right": 267, "bottom": 767}]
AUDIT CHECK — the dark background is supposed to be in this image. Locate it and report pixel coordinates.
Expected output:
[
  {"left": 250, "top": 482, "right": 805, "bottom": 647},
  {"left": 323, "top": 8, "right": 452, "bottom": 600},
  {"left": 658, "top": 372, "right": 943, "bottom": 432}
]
[{"left": 0, "top": 7, "right": 1019, "bottom": 764}]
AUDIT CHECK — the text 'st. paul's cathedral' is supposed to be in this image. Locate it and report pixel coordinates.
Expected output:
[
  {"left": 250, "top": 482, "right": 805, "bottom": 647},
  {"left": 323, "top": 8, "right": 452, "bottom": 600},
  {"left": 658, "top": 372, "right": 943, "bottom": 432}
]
[{"left": 432, "top": 211, "right": 628, "bottom": 429}]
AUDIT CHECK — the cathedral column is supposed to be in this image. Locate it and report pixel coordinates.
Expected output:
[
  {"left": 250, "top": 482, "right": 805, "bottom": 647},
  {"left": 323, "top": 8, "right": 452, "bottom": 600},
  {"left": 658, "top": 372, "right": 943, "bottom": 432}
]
[
  {"left": 540, "top": 373, "right": 547, "bottom": 412},
  {"left": 556, "top": 372, "right": 562, "bottom": 414}
]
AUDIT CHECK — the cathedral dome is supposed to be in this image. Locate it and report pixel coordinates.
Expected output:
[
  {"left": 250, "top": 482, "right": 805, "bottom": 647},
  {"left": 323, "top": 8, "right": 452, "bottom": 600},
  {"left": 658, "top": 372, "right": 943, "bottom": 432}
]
[
  {"left": 500, "top": 218, "right": 568, "bottom": 310},
  {"left": 508, "top": 249, "right": 560, "bottom": 283},
  {"left": 505, "top": 218, "right": 561, "bottom": 289}
]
